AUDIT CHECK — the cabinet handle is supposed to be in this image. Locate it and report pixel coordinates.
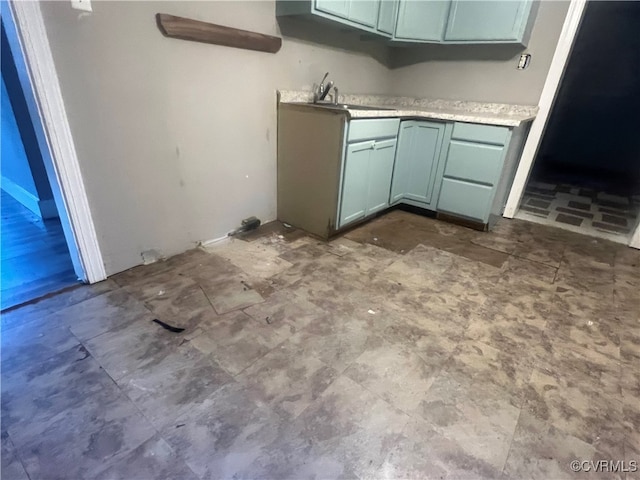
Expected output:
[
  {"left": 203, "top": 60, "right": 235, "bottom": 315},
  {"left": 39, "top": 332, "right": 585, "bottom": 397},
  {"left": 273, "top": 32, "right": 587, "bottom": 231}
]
[{"left": 373, "top": 139, "right": 396, "bottom": 150}]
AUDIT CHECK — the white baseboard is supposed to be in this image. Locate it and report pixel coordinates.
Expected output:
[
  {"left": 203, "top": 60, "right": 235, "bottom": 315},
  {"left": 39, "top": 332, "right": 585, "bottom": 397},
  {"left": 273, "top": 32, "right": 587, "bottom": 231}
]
[
  {"left": 1, "top": 176, "right": 59, "bottom": 219},
  {"left": 1, "top": 176, "right": 41, "bottom": 216}
]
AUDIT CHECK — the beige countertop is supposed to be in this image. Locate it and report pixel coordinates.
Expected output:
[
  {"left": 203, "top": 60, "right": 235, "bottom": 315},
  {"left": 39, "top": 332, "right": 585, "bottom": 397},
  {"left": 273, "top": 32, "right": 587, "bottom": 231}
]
[{"left": 278, "top": 90, "right": 538, "bottom": 127}]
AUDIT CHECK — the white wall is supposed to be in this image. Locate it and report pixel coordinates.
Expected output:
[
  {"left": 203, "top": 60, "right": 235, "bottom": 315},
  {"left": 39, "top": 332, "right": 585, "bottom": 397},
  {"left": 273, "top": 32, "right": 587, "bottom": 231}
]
[
  {"left": 40, "top": 1, "right": 391, "bottom": 275},
  {"left": 388, "top": 1, "right": 571, "bottom": 105}
]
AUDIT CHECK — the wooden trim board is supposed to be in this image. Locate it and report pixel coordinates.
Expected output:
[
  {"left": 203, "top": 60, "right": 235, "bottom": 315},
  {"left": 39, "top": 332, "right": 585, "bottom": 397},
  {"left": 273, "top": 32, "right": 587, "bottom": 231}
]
[{"left": 156, "top": 13, "right": 282, "bottom": 53}]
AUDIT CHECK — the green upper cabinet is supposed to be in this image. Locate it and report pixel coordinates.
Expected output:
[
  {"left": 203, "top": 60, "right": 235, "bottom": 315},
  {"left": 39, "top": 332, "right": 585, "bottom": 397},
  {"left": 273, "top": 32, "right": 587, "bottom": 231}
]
[
  {"left": 377, "top": 0, "right": 399, "bottom": 35},
  {"left": 394, "top": 0, "right": 450, "bottom": 42},
  {"left": 276, "top": 0, "right": 536, "bottom": 44},
  {"left": 348, "top": 0, "right": 379, "bottom": 27},
  {"left": 390, "top": 120, "right": 446, "bottom": 207},
  {"left": 444, "top": 0, "right": 533, "bottom": 42},
  {"left": 315, "top": 0, "right": 349, "bottom": 18},
  {"left": 277, "top": 0, "right": 390, "bottom": 37}
]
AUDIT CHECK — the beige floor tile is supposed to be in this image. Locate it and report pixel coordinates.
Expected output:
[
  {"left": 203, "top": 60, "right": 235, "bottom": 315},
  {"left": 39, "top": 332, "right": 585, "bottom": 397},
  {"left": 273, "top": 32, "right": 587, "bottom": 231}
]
[
  {"left": 414, "top": 370, "right": 521, "bottom": 471},
  {"left": 3, "top": 214, "right": 635, "bottom": 480}
]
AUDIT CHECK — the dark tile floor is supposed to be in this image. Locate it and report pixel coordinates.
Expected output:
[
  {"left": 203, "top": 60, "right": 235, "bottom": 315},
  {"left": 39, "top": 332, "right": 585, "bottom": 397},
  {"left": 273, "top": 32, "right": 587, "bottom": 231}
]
[
  {"left": 1, "top": 190, "right": 77, "bottom": 310},
  {"left": 1, "top": 210, "right": 638, "bottom": 479},
  {"left": 518, "top": 180, "right": 640, "bottom": 244}
]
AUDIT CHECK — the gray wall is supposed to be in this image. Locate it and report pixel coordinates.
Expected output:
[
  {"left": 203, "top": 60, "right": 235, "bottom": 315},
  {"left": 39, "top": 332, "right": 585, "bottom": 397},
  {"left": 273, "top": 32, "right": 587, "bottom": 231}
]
[
  {"left": 388, "top": 1, "right": 570, "bottom": 105},
  {"left": 40, "top": 0, "right": 391, "bottom": 275},
  {"left": 40, "top": 0, "right": 569, "bottom": 276}
]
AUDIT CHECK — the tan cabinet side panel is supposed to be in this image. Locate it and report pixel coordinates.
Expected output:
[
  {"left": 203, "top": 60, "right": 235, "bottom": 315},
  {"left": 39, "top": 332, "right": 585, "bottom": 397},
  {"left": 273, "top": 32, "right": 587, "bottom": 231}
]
[
  {"left": 490, "top": 123, "right": 529, "bottom": 227},
  {"left": 277, "top": 105, "right": 345, "bottom": 238}
]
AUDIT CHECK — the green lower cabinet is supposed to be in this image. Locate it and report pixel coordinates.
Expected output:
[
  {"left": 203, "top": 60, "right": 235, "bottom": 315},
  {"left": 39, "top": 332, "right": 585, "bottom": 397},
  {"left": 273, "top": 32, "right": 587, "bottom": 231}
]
[
  {"left": 390, "top": 122, "right": 413, "bottom": 204},
  {"left": 436, "top": 121, "right": 511, "bottom": 224},
  {"left": 437, "top": 178, "right": 494, "bottom": 222},
  {"left": 367, "top": 138, "right": 397, "bottom": 214},
  {"left": 339, "top": 138, "right": 397, "bottom": 228},
  {"left": 390, "top": 120, "right": 446, "bottom": 207},
  {"left": 340, "top": 141, "right": 373, "bottom": 226},
  {"left": 444, "top": 141, "right": 504, "bottom": 185}
]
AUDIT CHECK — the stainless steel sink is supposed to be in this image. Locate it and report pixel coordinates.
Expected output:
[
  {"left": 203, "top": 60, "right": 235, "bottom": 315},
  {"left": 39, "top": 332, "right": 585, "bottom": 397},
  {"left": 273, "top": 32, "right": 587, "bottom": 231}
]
[{"left": 307, "top": 102, "right": 394, "bottom": 111}]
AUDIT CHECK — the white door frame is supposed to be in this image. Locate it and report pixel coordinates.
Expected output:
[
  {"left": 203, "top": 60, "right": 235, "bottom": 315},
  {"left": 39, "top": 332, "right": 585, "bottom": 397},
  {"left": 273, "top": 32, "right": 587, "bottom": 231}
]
[
  {"left": 502, "top": 0, "right": 640, "bottom": 249},
  {"left": 503, "top": 0, "right": 587, "bottom": 218},
  {"left": 6, "top": 1, "right": 106, "bottom": 282}
]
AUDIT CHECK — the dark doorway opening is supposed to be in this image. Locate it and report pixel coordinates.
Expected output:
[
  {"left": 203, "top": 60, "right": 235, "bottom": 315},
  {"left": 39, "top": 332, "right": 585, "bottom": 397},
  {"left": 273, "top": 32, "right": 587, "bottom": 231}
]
[
  {"left": 1, "top": 19, "right": 78, "bottom": 310},
  {"left": 518, "top": 1, "right": 640, "bottom": 243}
]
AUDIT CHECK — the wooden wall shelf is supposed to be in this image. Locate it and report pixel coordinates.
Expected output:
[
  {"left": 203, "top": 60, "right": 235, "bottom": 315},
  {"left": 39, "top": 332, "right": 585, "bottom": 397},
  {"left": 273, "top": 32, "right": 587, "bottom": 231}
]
[{"left": 156, "top": 13, "right": 282, "bottom": 54}]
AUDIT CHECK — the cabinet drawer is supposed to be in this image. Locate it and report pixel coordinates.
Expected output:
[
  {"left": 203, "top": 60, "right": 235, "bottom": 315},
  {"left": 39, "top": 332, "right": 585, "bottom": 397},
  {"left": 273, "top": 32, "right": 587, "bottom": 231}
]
[
  {"left": 437, "top": 177, "right": 493, "bottom": 222},
  {"left": 348, "top": 118, "right": 400, "bottom": 142},
  {"left": 452, "top": 122, "right": 509, "bottom": 145},
  {"left": 444, "top": 141, "right": 504, "bottom": 185}
]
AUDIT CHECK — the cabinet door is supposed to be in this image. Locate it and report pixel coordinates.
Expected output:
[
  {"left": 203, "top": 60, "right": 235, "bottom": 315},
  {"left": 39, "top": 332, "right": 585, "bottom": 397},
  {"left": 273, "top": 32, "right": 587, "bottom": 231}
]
[
  {"left": 348, "top": 0, "right": 379, "bottom": 27},
  {"left": 366, "top": 138, "right": 397, "bottom": 215},
  {"left": 339, "top": 141, "right": 372, "bottom": 227},
  {"left": 390, "top": 121, "right": 415, "bottom": 203},
  {"left": 391, "top": 121, "right": 444, "bottom": 207},
  {"left": 405, "top": 122, "right": 445, "bottom": 204},
  {"left": 315, "top": 0, "right": 349, "bottom": 18},
  {"left": 395, "top": 0, "right": 450, "bottom": 41},
  {"left": 445, "top": 0, "right": 530, "bottom": 41},
  {"left": 377, "top": 0, "right": 398, "bottom": 35}
]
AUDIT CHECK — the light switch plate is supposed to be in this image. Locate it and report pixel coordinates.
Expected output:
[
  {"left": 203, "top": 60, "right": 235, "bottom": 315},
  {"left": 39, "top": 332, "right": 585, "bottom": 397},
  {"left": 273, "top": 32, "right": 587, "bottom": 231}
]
[{"left": 71, "top": 0, "right": 92, "bottom": 12}]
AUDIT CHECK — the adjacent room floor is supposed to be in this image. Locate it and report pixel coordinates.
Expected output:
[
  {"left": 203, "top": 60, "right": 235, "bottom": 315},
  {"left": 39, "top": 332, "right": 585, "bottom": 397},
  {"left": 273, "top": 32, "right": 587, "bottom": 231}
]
[
  {"left": 517, "top": 174, "right": 640, "bottom": 244},
  {"left": 1, "top": 209, "right": 638, "bottom": 479},
  {"left": 0, "top": 190, "right": 77, "bottom": 310}
]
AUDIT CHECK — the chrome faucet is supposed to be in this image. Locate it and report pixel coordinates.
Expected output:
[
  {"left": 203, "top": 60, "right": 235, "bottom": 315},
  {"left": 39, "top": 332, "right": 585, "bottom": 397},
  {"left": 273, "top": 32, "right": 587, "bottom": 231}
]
[{"left": 314, "top": 72, "right": 334, "bottom": 103}]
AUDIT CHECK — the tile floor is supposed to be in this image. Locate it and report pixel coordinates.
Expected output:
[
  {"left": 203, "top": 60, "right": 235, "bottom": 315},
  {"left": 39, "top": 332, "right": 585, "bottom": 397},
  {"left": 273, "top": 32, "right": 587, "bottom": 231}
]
[
  {"left": 1, "top": 209, "right": 638, "bottom": 480},
  {"left": 518, "top": 181, "right": 640, "bottom": 245}
]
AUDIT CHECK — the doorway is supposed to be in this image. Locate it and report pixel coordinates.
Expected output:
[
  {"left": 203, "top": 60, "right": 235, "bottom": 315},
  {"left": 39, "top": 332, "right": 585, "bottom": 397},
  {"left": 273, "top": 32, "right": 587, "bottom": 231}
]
[
  {"left": 1, "top": 18, "right": 78, "bottom": 310},
  {"left": 515, "top": 1, "right": 640, "bottom": 243}
]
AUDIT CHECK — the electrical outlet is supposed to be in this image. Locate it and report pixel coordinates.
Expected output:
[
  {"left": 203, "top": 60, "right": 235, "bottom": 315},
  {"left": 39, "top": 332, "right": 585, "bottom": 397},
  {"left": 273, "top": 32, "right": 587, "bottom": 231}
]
[
  {"left": 71, "top": 0, "right": 92, "bottom": 12},
  {"left": 517, "top": 53, "right": 531, "bottom": 70}
]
